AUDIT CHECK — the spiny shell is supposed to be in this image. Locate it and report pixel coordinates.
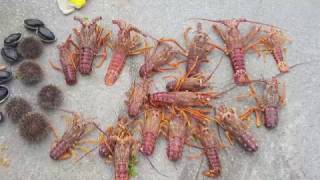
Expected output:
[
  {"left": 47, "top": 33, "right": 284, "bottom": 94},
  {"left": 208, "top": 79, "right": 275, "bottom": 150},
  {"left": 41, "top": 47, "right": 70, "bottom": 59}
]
[
  {"left": 5, "top": 97, "right": 32, "bottom": 123},
  {"left": 19, "top": 112, "right": 49, "bottom": 142},
  {"left": 17, "top": 37, "right": 43, "bottom": 59},
  {"left": 17, "top": 61, "right": 43, "bottom": 86},
  {"left": 38, "top": 85, "right": 64, "bottom": 110}
]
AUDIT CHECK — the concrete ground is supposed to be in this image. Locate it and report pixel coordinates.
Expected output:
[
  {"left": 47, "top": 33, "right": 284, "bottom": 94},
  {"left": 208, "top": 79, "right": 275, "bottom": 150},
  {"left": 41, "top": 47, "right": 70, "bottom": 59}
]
[{"left": 0, "top": 0, "right": 319, "bottom": 179}]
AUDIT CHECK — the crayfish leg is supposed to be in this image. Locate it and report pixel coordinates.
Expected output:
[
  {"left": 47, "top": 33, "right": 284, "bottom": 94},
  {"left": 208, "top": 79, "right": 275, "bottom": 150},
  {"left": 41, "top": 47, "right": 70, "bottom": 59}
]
[
  {"left": 225, "top": 131, "right": 234, "bottom": 145},
  {"left": 49, "top": 60, "right": 63, "bottom": 72},
  {"left": 59, "top": 151, "right": 73, "bottom": 160},
  {"left": 203, "top": 169, "right": 220, "bottom": 178}
]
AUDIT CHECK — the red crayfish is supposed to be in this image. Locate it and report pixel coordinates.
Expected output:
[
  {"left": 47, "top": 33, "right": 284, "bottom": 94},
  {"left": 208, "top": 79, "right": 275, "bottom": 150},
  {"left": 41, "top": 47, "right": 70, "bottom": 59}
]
[
  {"left": 52, "top": 35, "right": 79, "bottom": 85},
  {"left": 73, "top": 16, "right": 111, "bottom": 75},
  {"left": 105, "top": 20, "right": 149, "bottom": 86},
  {"left": 241, "top": 77, "right": 286, "bottom": 129},
  {"left": 99, "top": 117, "right": 138, "bottom": 180},
  {"left": 126, "top": 79, "right": 151, "bottom": 118},
  {"left": 195, "top": 18, "right": 276, "bottom": 85},
  {"left": 50, "top": 112, "right": 97, "bottom": 160},
  {"left": 193, "top": 122, "right": 222, "bottom": 177},
  {"left": 215, "top": 105, "right": 258, "bottom": 152}
]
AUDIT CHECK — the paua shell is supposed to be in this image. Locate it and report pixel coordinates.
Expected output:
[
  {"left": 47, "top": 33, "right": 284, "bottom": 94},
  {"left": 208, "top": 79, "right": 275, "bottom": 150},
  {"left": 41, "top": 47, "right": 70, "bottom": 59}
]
[
  {"left": 0, "top": 85, "right": 9, "bottom": 103},
  {"left": 4, "top": 33, "right": 22, "bottom": 47},
  {"left": 1, "top": 47, "right": 22, "bottom": 64},
  {"left": 0, "top": 112, "right": 4, "bottom": 123},
  {"left": 37, "top": 27, "right": 56, "bottom": 43},
  {"left": 24, "top": 19, "right": 45, "bottom": 31},
  {"left": 0, "top": 70, "right": 13, "bottom": 84}
]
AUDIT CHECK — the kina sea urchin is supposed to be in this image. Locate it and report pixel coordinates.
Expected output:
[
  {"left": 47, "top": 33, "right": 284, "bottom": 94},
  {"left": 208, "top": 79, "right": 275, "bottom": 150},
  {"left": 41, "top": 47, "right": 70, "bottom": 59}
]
[
  {"left": 38, "top": 85, "right": 63, "bottom": 110},
  {"left": 5, "top": 97, "right": 32, "bottom": 123},
  {"left": 17, "top": 61, "right": 43, "bottom": 85},
  {"left": 17, "top": 36, "right": 43, "bottom": 59},
  {"left": 19, "top": 112, "right": 48, "bottom": 142}
]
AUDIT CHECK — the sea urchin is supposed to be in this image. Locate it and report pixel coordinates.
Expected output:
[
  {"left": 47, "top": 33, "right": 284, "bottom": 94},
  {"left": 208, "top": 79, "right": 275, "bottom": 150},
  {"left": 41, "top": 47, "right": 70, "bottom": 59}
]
[
  {"left": 19, "top": 112, "right": 48, "bottom": 143},
  {"left": 17, "top": 61, "right": 43, "bottom": 85},
  {"left": 38, "top": 85, "right": 63, "bottom": 110},
  {"left": 17, "top": 36, "right": 43, "bottom": 59},
  {"left": 5, "top": 97, "right": 32, "bottom": 123}
]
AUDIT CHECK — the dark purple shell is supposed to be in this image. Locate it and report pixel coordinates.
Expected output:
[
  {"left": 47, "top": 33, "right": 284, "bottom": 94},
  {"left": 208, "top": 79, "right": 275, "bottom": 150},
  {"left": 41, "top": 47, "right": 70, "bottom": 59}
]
[{"left": 264, "top": 105, "right": 279, "bottom": 129}]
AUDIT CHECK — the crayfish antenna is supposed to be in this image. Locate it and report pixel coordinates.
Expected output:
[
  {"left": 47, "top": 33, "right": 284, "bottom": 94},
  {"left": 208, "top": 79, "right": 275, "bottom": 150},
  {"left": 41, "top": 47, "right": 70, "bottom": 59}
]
[
  {"left": 205, "top": 55, "right": 224, "bottom": 82},
  {"left": 73, "top": 16, "right": 86, "bottom": 26},
  {"left": 143, "top": 156, "right": 169, "bottom": 177},
  {"left": 190, "top": 18, "right": 281, "bottom": 29},
  {"left": 189, "top": 18, "right": 228, "bottom": 26}
]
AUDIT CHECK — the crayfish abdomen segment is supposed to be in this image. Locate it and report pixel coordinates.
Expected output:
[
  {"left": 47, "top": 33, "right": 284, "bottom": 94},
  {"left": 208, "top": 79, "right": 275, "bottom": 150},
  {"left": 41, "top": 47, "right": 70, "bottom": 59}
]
[
  {"left": 50, "top": 140, "right": 72, "bottom": 160},
  {"left": 62, "top": 64, "right": 77, "bottom": 85},
  {"left": 237, "top": 131, "right": 258, "bottom": 152},
  {"left": 105, "top": 51, "right": 127, "bottom": 86},
  {"left": 230, "top": 48, "right": 249, "bottom": 85},
  {"left": 264, "top": 105, "right": 279, "bottom": 129},
  {"left": 115, "top": 163, "right": 129, "bottom": 180},
  {"left": 79, "top": 47, "right": 95, "bottom": 75},
  {"left": 272, "top": 47, "right": 288, "bottom": 73},
  {"left": 141, "top": 132, "right": 156, "bottom": 156},
  {"left": 167, "top": 136, "right": 184, "bottom": 161},
  {"left": 204, "top": 147, "right": 221, "bottom": 177}
]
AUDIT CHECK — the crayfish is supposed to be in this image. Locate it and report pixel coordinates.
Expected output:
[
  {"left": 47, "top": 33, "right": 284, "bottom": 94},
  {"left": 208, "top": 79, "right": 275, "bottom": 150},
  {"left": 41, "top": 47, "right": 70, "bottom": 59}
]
[
  {"left": 73, "top": 16, "right": 111, "bottom": 75},
  {"left": 50, "top": 112, "right": 97, "bottom": 160},
  {"left": 98, "top": 116, "right": 139, "bottom": 180},
  {"left": 215, "top": 105, "right": 258, "bottom": 152},
  {"left": 241, "top": 77, "right": 286, "bottom": 129},
  {"left": 105, "top": 20, "right": 150, "bottom": 86},
  {"left": 259, "top": 27, "right": 290, "bottom": 73},
  {"left": 196, "top": 18, "right": 276, "bottom": 85},
  {"left": 125, "top": 79, "right": 151, "bottom": 118}
]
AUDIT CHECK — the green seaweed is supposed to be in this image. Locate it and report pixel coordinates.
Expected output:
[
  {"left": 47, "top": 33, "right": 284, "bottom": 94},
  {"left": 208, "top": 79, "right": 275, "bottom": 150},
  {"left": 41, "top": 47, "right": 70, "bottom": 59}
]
[{"left": 128, "top": 155, "right": 138, "bottom": 177}]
